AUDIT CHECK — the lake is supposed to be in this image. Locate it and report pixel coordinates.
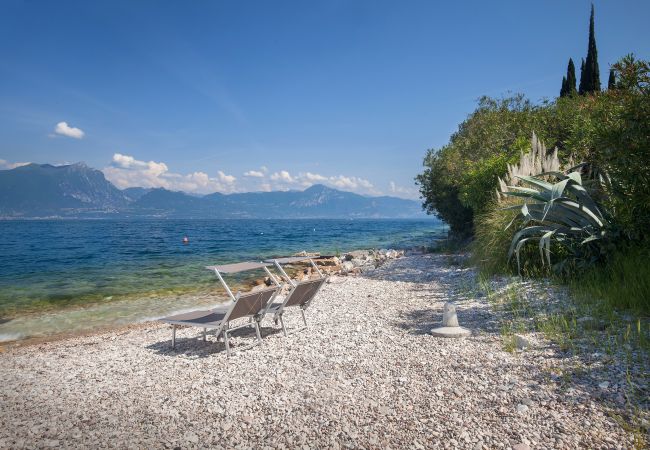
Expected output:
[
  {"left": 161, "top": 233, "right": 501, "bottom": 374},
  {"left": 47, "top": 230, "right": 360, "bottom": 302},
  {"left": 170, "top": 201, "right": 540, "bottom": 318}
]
[{"left": 0, "top": 218, "right": 444, "bottom": 342}]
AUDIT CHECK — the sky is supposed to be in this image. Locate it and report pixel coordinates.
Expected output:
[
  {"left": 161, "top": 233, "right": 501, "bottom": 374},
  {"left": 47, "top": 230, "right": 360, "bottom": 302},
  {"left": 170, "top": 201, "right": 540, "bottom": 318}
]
[{"left": 1, "top": 1, "right": 649, "bottom": 199}]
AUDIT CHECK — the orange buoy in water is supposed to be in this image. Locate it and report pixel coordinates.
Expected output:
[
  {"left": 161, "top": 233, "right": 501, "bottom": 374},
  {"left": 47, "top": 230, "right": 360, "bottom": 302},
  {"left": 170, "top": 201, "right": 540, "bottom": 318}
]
[{"left": 182, "top": 236, "right": 189, "bottom": 244}]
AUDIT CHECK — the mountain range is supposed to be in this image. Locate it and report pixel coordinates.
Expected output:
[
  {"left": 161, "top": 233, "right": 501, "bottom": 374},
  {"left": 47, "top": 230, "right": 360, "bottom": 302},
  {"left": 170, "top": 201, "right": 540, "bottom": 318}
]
[{"left": 0, "top": 163, "right": 426, "bottom": 219}]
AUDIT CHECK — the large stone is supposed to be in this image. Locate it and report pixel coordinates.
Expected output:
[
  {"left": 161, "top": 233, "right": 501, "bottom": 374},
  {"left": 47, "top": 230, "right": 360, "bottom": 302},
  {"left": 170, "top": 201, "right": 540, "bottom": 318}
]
[
  {"left": 512, "top": 444, "right": 531, "bottom": 450},
  {"left": 317, "top": 257, "right": 340, "bottom": 267},
  {"left": 514, "top": 334, "right": 534, "bottom": 350}
]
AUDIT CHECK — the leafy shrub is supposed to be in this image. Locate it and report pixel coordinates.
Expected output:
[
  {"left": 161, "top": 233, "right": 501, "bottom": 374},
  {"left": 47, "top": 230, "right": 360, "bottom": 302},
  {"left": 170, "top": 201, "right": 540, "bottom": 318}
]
[
  {"left": 416, "top": 95, "right": 544, "bottom": 237},
  {"left": 417, "top": 55, "right": 650, "bottom": 248}
]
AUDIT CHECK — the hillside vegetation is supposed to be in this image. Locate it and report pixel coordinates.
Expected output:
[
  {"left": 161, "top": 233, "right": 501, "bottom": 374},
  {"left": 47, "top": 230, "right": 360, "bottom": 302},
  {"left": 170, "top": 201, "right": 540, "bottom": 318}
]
[{"left": 416, "top": 7, "right": 650, "bottom": 318}]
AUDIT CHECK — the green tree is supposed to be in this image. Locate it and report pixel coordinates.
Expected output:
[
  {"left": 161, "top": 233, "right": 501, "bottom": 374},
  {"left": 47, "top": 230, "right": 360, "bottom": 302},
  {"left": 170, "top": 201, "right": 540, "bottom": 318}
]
[
  {"left": 579, "top": 58, "right": 586, "bottom": 94},
  {"left": 416, "top": 95, "right": 545, "bottom": 236},
  {"left": 583, "top": 4, "right": 601, "bottom": 93},
  {"left": 561, "top": 58, "right": 577, "bottom": 97},
  {"left": 611, "top": 54, "right": 650, "bottom": 92},
  {"left": 608, "top": 69, "right": 616, "bottom": 90}
]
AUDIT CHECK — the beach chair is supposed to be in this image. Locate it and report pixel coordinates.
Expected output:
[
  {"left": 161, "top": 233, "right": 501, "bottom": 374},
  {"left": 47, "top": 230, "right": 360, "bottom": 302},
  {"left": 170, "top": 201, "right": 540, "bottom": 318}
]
[
  {"left": 262, "top": 256, "right": 327, "bottom": 335},
  {"left": 159, "top": 262, "right": 281, "bottom": 356}
]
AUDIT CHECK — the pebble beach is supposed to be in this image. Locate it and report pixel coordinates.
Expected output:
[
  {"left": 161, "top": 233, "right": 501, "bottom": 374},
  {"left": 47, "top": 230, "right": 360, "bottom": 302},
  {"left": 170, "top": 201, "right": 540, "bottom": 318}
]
[{"left": 0, "top": 254, "right": 640, "bottom": 449}]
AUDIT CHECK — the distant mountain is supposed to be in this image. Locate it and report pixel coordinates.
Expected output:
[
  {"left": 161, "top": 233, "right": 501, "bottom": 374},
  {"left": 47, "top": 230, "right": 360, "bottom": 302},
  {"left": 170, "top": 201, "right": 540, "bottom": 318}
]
[
  {"left": 0, "top": 162, "right": 426, "bottom": 219},
  {"left": 0, "top": 163, "right": 129, "bottom": 217},
  {"left": 122, "top": 187, "right": 152, "bottom": 201}
]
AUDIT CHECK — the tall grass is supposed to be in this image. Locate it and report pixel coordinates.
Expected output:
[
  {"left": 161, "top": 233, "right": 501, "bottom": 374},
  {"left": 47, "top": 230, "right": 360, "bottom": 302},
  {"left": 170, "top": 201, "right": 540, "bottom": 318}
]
[
  {"left": 471, "top": 205, "right": 516, "bottom": 274},
  {"left": 569, "top": 246, "right": 650, "bottom": 315},
  {"left": 471, "top": 201, "right": 549, "bottom": 277}
]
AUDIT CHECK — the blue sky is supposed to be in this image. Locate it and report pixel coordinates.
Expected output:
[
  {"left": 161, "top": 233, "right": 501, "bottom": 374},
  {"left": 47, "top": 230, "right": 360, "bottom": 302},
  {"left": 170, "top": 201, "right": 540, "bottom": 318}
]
[{"left": 1, "top": 0, "right": 648, "bottom": 198}]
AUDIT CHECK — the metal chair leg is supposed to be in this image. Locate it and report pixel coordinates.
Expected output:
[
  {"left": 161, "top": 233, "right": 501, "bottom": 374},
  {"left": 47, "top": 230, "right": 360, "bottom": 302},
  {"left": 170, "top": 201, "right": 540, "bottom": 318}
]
[
  {"left": 171, "top": 325, "right": 176, "bottom": 348},
  {"left": 255, "top": 320, "right": 262, "bottom": 343},
  {"left": 224, "top": 330, "right": 230, "bottom": 357},
  {"left": 202, "top": 328, "right": 207, "bottom": 342},
  {"left": 301, "top": 309, "right": 308, "bottom": 328},
  {"left": 279, "top": 314, "right": 288, "bottom": 336}
]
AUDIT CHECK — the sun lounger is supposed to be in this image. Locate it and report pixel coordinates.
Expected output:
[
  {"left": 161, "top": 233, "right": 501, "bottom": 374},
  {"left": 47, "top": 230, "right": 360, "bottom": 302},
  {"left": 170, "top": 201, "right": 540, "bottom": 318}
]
[
  {"left": 262, "top": 256, "right": 327, "bottom": 335},
  {"left": 159, "top": 261, "right": 281, "bottom": 356}
]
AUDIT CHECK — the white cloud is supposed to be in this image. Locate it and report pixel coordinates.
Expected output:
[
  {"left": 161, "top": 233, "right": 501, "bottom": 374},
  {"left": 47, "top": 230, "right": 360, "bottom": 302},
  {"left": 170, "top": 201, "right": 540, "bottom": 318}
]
[
  {"left": 54, "top": 121, "right": 84, "bottom": 139},
  {"left": 103, "top": 153, "right": 237, "bottom": 194},
  {"left": 103, "top": 155, "right": 388, "bottom": 197},
  {"left": 270, "top": 170, "right": 294, "bottom": 183},
  {"left": 329, "top": 175, "right": 374, "bottom": 190},
  {"left": 217, "top": 170, "right": 236, "bottom": 184},
  {"left": 243, "top": 170, "right": 265, "bottom": 178},
  {"left": 302, "top": 172, "right": 328, "bottom": 182},
  {"left": 389, "top": 181, "right": 418, "bottom": 199},
  {"left": 0, "top": 159, "right": 30, "bottom": 170},
  {"left": 262, "top": 169, "right": 380, "bottom": 196}
]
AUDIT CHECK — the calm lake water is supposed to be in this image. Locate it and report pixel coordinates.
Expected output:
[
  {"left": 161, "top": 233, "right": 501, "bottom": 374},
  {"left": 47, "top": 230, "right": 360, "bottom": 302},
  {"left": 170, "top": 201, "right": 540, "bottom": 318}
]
[{"left": 0, "top": 218, "right": 443, "bottom": 342}]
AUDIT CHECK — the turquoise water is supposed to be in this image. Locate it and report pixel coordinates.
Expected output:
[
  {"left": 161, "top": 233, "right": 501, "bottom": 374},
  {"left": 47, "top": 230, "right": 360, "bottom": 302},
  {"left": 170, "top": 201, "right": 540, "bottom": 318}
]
[{"left": 0, "top": 219, "right": 443, "bottom": 341}]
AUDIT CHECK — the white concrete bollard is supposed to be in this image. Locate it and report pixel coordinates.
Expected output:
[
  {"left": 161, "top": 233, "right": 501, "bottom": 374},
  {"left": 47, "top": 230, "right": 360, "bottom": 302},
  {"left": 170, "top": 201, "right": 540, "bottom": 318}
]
[
  {"left": 442, "top": 302, "right": 459, "bottom": 327},
  {"left": 431, "top": 302, "right": 471, "bottom": 338}
]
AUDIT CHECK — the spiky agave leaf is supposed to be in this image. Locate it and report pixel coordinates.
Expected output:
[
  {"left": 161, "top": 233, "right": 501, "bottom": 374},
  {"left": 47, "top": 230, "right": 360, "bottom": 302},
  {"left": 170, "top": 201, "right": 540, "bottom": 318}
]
[{"left": 502, "top": 170, "right": 610, "bottom": 274}]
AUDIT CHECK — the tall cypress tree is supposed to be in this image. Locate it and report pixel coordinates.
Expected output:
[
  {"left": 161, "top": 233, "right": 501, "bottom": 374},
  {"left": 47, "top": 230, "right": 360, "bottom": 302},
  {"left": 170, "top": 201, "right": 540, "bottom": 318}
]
[
  {"left": 583, "top": 4, "right": 601, "bottom": 93},
  {"left": 579, "top": 58, "right": 586, "bottom": 95},
  {"left": 566, "top": 58, "right": 577, "bottom": 96},
  {"left": 560, "top": 59, "right": 577, "bottom": 97},
  {"left": 608, "top": 69, "right": 616, "bottom": 90}
]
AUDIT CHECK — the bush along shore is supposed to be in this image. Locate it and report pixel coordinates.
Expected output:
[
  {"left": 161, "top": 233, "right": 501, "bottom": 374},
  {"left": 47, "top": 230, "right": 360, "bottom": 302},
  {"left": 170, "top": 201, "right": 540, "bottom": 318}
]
[{"left": 415, "top": 6, "right": 649, "bottom": 445}]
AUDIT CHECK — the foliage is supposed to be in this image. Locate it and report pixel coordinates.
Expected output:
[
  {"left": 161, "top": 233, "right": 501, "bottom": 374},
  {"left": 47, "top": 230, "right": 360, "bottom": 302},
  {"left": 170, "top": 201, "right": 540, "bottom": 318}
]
[
  {"left": 416, "top": 94, "right": 544, "bottom": 236},
  {"left": 588, "top": 56, "right": 650, "bottom": 240},
  {"left": 607, "top": 69, "right": 616, "bottom": 90},
  {"left": 503, "top": 170, "right": 613, "bottom": 275},
  {"left": 417, "top": 55, "right": 650, "bottom": 244},
  {"left": 610, "top": 53, "right": 650, "bottom": 93},
  {"left": 459, "top": 153, "right": 512, "bottom": 214},
  {"left": 570, "top": 245, "right": 650, "bottom": 315},
  {"left": 416, "top": 146, "right": 474, "bottom": 235},
  {"left": 471, "top": 204, "right": 519, "bottom": 275},
  {"left": 580, "top": 4, "right": 601, "bottom": 94},
  {"left": 560, "top": 58, "right": 577, "bottom": 97},
  {"left": 578, "top": 58, "right": 586, "bottom": 95}
]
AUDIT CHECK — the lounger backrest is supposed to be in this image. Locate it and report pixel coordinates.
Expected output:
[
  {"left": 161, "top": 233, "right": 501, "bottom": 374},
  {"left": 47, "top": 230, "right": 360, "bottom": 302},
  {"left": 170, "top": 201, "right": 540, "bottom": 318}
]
[
  {"left": 284, "top": 278, "right": 326, "bottom": 308},
  {"left": 228, "top": 286, "right": 277, "bottom": 321}
]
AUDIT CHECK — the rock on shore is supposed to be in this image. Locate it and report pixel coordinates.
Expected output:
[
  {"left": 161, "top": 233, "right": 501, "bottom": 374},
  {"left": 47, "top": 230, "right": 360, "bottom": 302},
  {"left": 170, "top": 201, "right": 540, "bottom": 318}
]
[{"left": 0, "top": 254, "right": 636, "bottom": 449}]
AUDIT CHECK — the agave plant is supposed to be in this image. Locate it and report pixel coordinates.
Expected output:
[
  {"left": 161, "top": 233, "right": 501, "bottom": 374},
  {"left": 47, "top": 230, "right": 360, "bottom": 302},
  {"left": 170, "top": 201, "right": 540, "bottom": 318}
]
[{"left": 502, "top": 170, "right": 611, "bottom": 274}]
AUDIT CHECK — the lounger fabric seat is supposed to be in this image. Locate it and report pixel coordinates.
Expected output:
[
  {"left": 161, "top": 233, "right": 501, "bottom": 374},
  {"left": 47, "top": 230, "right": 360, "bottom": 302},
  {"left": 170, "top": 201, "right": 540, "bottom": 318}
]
[
  {"left": 262, "top": 256, "right": 327, "bottom": 335},
  {"left": 158, "top": 262, "right": 281, "bottom": 356},
  {"left": 162, "top": 310, "right": 226, "bottom": 327}
]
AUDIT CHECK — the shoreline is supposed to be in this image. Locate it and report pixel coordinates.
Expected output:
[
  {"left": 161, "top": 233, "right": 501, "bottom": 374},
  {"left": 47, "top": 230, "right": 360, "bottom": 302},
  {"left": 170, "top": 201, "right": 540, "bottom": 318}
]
[
  {"left": 0, "top": 247, "right": 415, "bottom": 348},
  {"left": 1, "top": 253, "right": 641, "bottom": 448}
]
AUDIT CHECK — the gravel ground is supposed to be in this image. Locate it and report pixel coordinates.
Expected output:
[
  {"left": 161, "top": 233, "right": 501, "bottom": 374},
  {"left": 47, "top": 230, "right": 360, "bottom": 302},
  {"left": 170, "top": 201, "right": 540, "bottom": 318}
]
[{"left": 0, "top": 254, "right": 637, "bottom": 449}]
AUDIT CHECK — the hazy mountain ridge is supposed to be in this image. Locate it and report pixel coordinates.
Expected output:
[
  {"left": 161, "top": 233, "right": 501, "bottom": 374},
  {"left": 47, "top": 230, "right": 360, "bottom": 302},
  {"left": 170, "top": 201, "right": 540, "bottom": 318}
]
[{"left": 0, "top": 163, "right": 426, "bottom": 219}]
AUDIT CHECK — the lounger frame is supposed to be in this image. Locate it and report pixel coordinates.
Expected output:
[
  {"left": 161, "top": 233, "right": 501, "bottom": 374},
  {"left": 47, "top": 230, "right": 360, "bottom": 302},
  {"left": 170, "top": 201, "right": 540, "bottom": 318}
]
[
  {"left": 264, "top": 256, "right": 327, "bottom": 335},
  {"left": 161, "top": 262, "right": 281, "bottom": 356}
]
